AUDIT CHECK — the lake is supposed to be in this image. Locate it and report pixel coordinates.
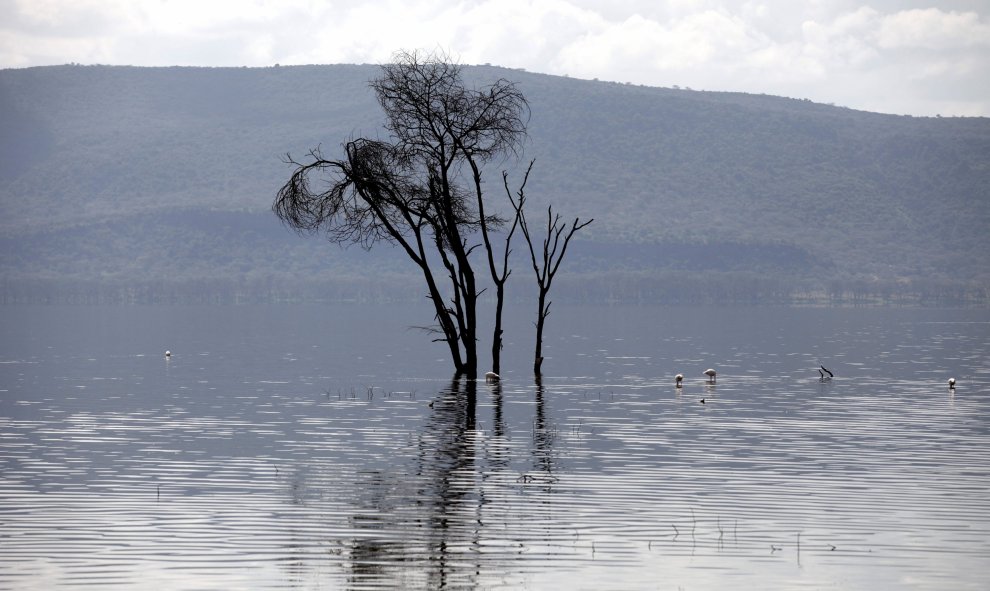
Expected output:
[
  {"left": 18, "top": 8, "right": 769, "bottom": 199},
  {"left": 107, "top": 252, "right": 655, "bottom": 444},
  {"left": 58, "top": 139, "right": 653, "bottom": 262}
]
[{"left": 1, "top": 304, "right": 988, "bottom": 590}]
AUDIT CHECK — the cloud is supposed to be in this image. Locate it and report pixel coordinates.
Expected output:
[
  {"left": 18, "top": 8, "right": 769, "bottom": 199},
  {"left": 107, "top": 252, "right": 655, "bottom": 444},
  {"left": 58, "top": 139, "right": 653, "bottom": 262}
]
[
  {"left": 0, "top": 0, "right": 987, "bottom": 116},
  {"left": 800, "top": 6, "right": 881, "bottom": 70},
  {"left": 554, "top": 9, "right": 766, "bottom": 73},
  {"left": 876, "top": 8, "right": 990, "bottom": 49},
  {"left": 450, "top": 0, "right": 602, "bottom": 68}
]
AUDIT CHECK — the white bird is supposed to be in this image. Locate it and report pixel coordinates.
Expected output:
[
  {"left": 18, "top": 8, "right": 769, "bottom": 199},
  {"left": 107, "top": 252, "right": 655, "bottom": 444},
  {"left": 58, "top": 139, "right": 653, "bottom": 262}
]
[
  {"left": 675, "top": 373, "right": 684, "bottom": 387},
  {"left": 704, "top": 368, "right": 717, "bottom": 383},
  {"left": 165, "top": 350, "right": 171, "bottom": 358},
  {"left": 485, "top": 371, "right": 500, "bottom": 383},
  {"left": 948, "top": 377, "right": 956, "bottom": 389}
]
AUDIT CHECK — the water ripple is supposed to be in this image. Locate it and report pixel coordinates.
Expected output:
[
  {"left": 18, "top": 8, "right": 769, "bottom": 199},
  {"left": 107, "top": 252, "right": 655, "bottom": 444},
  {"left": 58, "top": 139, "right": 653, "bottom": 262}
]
[{"left": 1, "top": 305, "right": 988, "bottom": 590}]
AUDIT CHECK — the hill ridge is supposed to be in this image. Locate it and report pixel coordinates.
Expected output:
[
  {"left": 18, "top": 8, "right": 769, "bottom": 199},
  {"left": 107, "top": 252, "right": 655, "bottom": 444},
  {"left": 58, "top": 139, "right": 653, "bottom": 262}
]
[{"left": 1, "top": 64, "right": 988, "bottom": 304}]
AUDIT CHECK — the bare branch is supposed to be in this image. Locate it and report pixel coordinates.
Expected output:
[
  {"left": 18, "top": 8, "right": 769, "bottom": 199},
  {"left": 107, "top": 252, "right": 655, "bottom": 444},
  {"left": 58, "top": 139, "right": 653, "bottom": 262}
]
[
  {"left": 274, "top": 49, "right": 532, "bottom": 377},
  {"left": 504, "top": 160, "right": 592, "bottom": 374}
]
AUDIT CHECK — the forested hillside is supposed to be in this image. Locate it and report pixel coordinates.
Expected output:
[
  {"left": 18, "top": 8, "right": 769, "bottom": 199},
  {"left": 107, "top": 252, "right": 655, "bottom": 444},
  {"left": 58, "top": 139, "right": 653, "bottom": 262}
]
[{"left": 1, "top": 64, "right": 988, "bottom": 304}]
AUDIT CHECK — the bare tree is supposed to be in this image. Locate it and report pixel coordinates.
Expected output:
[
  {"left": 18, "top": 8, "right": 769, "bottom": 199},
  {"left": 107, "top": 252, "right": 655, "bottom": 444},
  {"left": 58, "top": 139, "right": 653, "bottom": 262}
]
[
  {"left": 477, "top": 164, "right": 521, "bottom": 376},
  {"left": 506, "top": 160, "right": 593, "bottom": 375},
  {"left": 274, "top": 50, "right": 528, "bottom": 377}
]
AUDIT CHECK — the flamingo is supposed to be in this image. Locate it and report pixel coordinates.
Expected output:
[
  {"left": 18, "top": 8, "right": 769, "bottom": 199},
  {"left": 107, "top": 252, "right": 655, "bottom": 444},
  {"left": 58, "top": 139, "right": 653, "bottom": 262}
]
[{"left": 704, "top": 368, "right": 717, "bottom": 384}]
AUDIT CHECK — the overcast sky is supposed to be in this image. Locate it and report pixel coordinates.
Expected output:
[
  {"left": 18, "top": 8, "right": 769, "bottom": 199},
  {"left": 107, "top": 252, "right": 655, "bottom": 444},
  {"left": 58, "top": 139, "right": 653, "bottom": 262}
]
[{"left": 1, "top": 0, "right": 988, "bottom": 116}]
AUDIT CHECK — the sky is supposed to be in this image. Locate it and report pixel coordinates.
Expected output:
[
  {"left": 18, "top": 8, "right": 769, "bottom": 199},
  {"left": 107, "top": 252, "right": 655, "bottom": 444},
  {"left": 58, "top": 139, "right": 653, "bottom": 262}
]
[{"left": 1, "top": 0, "right": 988, "bottom": 117}]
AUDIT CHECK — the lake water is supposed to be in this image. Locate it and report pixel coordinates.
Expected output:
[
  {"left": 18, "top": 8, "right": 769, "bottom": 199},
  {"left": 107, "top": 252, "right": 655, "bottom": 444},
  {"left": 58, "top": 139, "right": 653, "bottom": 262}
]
[{"left": 1, "top": 304, "right": 988, "bottom": 590}]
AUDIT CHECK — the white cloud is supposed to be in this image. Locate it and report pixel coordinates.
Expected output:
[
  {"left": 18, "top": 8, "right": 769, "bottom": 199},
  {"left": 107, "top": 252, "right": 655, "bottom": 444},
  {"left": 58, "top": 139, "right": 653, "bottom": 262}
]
[
  {"left": 800, "top": 6, "right": 881, "bottom": 69},
  {"left": 0, "top": 0, "right": 988, "bottom": 116},
  {"left": 451, "top": 0, "right": 602, "bottom": 68},
  {"left": 551, "top": 8, "right": 770, "bottom": 81},
  {"left": 876, "top": 8, "right": 990, "bottom": 49}
]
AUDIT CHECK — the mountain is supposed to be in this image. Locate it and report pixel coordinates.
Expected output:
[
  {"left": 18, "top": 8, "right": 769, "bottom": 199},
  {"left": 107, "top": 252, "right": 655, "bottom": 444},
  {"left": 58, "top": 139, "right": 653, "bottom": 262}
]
[{"left": 1, "top": 64, "right": 988, "bottom": 304}]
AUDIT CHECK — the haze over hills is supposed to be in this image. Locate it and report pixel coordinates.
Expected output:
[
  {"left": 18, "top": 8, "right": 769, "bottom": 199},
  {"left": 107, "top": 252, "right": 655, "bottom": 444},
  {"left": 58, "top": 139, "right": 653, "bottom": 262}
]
[{"left": 1, "top": 64, "right": 988, "bottom": 304}]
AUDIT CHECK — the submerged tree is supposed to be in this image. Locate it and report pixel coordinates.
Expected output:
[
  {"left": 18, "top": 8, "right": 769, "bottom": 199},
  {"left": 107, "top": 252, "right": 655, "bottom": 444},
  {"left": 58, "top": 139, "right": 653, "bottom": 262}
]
[
  {"left": 274, "top": 50, "right": 528, "bottom": 377},
  {"left": 506, "top": 160, "right": 593, "bottom": 375}
]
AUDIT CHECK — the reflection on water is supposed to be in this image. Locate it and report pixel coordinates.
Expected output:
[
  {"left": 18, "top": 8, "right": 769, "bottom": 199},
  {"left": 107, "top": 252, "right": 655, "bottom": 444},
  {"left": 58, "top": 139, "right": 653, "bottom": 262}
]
[{"left": 0, "top": 305, "right": 988, "bottom": 590}]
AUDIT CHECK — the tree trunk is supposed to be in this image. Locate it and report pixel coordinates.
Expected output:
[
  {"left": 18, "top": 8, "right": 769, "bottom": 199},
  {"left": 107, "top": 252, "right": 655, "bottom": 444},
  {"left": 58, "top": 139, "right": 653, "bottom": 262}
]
[
  {"left": 457, "top": 260, "right": 478, "bottom": 378},
  {"left": 491, "top": 283, "right": 505, "bottom": 375},
  {"left": 462, "top": 293, "right": 478, "bottom": 378},
  {"left": 414, "top": 249, "right": 465, "bottom": 374},
  {"left": 534, "top": 289, "right": 547, "bottom": 375}
]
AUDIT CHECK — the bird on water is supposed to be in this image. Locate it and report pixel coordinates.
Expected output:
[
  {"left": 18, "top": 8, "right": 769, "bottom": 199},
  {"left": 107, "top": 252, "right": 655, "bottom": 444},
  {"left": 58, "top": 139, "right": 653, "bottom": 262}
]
[
  {"left": 675, "top": 373, "right": 684, "bottom": 388},
  {"left": 820, "top": 364, "right": 834, "bottom": 378},
  {"left": 704, "top": 368, "right": 717, "bottom": 384},
  {"left": 948, "top": 377, "right": 956, "bottom": 389},
  {"left": 485, "top": 371, "right": 500, "bottom": 383}
]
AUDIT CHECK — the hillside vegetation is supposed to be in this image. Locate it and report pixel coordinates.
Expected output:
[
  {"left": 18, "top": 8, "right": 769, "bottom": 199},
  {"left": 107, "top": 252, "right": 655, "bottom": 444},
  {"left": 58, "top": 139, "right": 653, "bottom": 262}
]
[{"left": 1, "top": 64, "right": 988, "bottom": 304}]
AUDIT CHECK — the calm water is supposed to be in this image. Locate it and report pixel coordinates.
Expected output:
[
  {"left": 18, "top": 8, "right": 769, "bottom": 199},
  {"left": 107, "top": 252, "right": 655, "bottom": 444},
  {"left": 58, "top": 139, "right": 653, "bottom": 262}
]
[{"left": 1, "top": 304, "right": 988, "bottom": 590}]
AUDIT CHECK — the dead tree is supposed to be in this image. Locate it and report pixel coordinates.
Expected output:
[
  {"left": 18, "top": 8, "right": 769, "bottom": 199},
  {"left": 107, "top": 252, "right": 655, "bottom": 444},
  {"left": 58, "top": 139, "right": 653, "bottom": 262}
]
[
  {"left": 506, "top": 160, "right": 593, "bottom": 375},
  {"left": 476, "top": 164, "right": 521, "bottom": 376},
  {"left": 274, "top": 50, "right": 528, "bottom": 377}
]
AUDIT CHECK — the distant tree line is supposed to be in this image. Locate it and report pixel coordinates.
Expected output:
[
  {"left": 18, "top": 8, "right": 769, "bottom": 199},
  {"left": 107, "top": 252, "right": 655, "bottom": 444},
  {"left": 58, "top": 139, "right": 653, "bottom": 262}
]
[
  {"left": 4, "top": 274, "right": 986, "bottom": 307},
  {"left": 3, "top": 64, "right": 988, "bottom": 299}
]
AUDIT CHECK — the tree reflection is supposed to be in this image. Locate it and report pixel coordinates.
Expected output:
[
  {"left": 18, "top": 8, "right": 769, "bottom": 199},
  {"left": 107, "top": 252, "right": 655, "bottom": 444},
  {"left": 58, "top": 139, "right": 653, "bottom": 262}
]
[
  {"left": 281, "top": 375, "right": 564, "bottom": 589},
  {"left": 343, "top": 377, "right": 482, "bottom": 589},
  {"left": 531, "top": 374, "right": 558, "bottom": 489},
  {"left": 486, "top": 379, "right": 509, "bottom": 473}
]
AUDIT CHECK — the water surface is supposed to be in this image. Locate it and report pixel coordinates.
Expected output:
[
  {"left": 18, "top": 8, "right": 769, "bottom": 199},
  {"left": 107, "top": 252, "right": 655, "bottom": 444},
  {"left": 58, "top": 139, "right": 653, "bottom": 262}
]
[{"left": 1, "top": 305, "right": 988, "bottom": 589}]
